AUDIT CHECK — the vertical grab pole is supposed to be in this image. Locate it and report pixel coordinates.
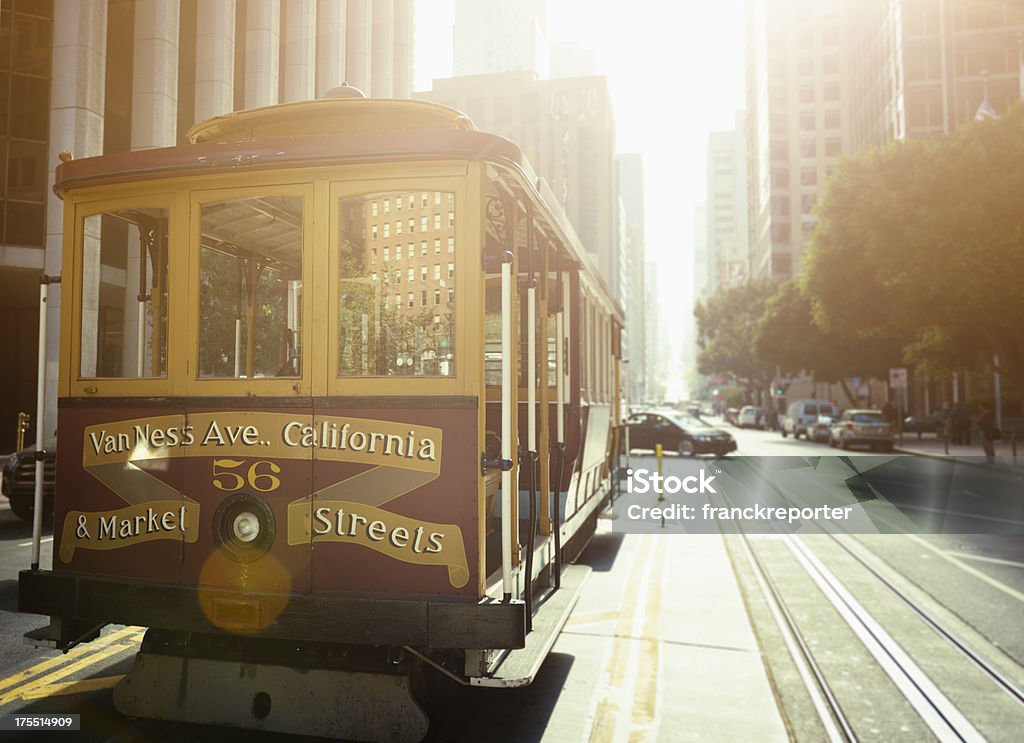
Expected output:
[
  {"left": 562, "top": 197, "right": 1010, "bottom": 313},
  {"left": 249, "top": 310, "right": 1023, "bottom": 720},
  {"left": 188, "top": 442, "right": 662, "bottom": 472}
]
[
  {"left": 501, "top": 254, "right": 514, "bottom": 601},
  {"left": 524, "top": 223, "right": 538, "bottom": 629},
  {"left": 552, "top": 270, "right": 567, "bottom": 589},
  {"left": 32, "top": 276, "right": 58, "bottom": 570}
]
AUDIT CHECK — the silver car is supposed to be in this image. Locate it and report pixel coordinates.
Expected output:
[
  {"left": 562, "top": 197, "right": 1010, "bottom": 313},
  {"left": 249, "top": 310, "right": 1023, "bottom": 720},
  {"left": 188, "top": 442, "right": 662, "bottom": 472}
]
[{"left": 829, "top": 409, "right": 894, "bottom": 451}]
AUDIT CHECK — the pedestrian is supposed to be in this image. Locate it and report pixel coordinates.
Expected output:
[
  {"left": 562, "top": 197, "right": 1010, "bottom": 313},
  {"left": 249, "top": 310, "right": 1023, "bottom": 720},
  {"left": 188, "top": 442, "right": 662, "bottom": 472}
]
[
  {"left": 951, "top": 403, "right": 970, "bottom": 445},
  {"left": 882, "top": 400, "right": 896, "bottom": 424},
  {"left": 975, "top": 402, "right": 999, "bottom": 463}
]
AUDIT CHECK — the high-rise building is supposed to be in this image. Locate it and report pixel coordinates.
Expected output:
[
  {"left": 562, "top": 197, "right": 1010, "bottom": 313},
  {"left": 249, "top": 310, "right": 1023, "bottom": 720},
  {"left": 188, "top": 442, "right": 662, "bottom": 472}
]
[
  {"left": 744, "top": 0, "right": 852, "bottom": 282},
  {"left": 705, "top": 112, "right": 749, "bottom": 292},
  {"left": 417, "top": 71, "right": 621, "bottom": 299},
  {"left": 850, "top": 0, "right": 1024, "bottom": 149},
  {"left": 746, "top": 0, "right": 1024, "bottom": 286},
  {"left": 0, "top": 0, "right": 415, "bottom": 449},
  {"left": 452, "top": 0, "right": 547, "bottom": 77},
  {"left": 617, "top": 153, "right": 647, "bottom": 403}
]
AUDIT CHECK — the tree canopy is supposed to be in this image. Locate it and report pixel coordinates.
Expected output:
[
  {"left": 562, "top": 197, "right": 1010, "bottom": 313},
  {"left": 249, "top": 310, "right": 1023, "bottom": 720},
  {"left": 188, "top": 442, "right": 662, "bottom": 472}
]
[
  {"left": 694, "top": 280, "right": 775, "bottom": 392},
  {"left": 802, "top": 101, "right": 1024, "bottom": 393}
]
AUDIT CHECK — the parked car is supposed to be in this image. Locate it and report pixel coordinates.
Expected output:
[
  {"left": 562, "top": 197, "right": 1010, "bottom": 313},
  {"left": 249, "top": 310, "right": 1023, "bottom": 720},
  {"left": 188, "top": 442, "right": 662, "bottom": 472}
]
[
  {"left": 829, "top": 410, "right": 894, "bottom": 451},
  {"left": 724, "top": 407, "right": 741, "bottom": 426},
  {"left": 737, "top": 406, "right": 766, "bottom": 429},
  {"left": 2, "top": 444, "right": 56, "bottom": 521},
  {"left": 782, "top": 399, "right": 838, "bottom": 439},
  {"left": 624, "top": 410, "right": 737, "bottom": 457},
  {"left": 810, "top": 415, "right": 834, "bottom": 443}
]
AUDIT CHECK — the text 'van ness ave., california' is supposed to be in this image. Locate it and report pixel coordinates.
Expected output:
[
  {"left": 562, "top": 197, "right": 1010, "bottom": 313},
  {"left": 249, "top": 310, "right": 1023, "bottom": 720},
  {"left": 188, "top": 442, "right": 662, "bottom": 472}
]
[{"left": 84, "top": 415, "right": 439, "bottom": 463}]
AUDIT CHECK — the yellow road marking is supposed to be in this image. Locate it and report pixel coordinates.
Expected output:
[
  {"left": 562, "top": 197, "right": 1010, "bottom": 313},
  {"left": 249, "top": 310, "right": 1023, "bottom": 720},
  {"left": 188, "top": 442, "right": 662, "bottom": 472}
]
[
  {"left": 20, "top": 674, "right": 125, "bottom": 700},
  {"left": 0, "top": 629, "right": 143, "bottom": 704},
  {"left": 568, "top": 609, "right": 623, "bottom": 626},
  {"left": 628, "top": 537, "right": 665, "bottom": 742},
  {"left": 589, "top": 536, "right": 655, "bottom": 743},
  {"left": 0, "top": 626, "right": 143, "bottom": 697}
]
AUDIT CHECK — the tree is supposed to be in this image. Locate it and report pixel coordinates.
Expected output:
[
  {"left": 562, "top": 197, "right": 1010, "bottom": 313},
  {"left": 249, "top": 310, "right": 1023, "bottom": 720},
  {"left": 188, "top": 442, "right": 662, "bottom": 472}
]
[
  {"left": 753, "top": 280, "right": 903, "bottom": 404},
  {"left": 694, "top": 280, "right": 776, "bottom": 399},
  {"left": 803, "top": 102, "right": 1024, "bottom": 396}
]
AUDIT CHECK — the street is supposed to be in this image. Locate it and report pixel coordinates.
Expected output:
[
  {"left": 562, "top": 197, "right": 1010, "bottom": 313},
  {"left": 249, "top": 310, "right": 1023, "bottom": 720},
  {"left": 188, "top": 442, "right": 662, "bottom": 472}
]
[{"left": 1, "top": 422, "right": 1022, "bottom": 740}]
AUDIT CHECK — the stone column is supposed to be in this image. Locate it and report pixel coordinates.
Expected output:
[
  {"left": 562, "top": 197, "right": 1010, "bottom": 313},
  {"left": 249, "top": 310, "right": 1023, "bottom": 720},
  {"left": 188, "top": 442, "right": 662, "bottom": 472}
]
[
  {"left": 370, "top": 0, "right": 393, "bottom": 98},
  {"left": 282, "top": 0, "right": 315, "bottom": 102},
  {"left": 194, "top": 0, "right": 235, "bottom": 122},
  {"left": 315, "top": 0, "right": 346, "bottom": 96},
  {"left": 132, "top": 0, "right": 180, "bottom": 150},
  {"left": 245, "top": 0, "right": 280, "bottom": 108},
  {"left": 392, "top": 0, "right": 413, "bottom": 98},
  {"left": 44, "top": 0, "right": 109, "bottom": 438},
  {"left": 345, "top": 0, "right": 371, "bottom": 94}
]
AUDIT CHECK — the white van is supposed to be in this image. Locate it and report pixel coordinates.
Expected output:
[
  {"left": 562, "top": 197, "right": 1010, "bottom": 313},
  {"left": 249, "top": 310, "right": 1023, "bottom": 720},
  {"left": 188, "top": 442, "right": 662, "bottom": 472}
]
[{"left": 782, "top": 399, "right": 838, "bottom": 439}]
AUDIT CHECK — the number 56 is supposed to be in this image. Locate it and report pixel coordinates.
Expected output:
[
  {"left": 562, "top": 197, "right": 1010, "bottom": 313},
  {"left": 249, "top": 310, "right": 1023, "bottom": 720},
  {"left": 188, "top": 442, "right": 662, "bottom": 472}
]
[{"left": 212, "top": 459, "right": 281, "bottom": 492}]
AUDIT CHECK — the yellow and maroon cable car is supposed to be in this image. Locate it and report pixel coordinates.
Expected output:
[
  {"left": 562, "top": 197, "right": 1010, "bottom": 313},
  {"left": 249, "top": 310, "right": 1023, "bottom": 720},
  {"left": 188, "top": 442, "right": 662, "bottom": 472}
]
[{"left": 19, "top": 86, "right": 624, "bottom": 742}]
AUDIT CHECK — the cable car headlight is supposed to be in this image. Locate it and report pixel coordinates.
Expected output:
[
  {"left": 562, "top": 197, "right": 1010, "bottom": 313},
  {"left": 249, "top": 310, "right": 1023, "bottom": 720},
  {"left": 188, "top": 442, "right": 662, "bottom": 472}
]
[
  {"left": 232, "top": 511, "right": 261, "bottom": 543},
  {"left": 214, "top": 493, "right": 276, "bottom": 562}
]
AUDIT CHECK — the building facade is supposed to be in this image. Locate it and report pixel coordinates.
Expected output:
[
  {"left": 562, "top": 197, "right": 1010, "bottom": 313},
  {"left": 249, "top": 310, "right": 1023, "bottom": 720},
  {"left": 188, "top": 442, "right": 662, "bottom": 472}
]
[
  {"left": 417, "top": 71, "right": 621, "bottom": 301},
  {"left": 0, "top": 0, "right": 415, "bottom": 449},
  {"left": 705, "top": 111, "right": 749, "bottom": 293},
  {"left": 744, "top": 0, "right": 852, "bottom": 282},
  {"left": 617, "top": 152, "right": 646, "bottom": 404},
  {"left": 452, "top": 0, "right": 547, "bottom": 78}
]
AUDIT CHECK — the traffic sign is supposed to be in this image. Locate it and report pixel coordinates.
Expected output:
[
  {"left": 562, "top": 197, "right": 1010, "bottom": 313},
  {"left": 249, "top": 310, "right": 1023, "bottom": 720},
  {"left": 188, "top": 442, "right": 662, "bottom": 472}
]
[{"left": 889, "top": 367, "right": 907, "bottom": 389}]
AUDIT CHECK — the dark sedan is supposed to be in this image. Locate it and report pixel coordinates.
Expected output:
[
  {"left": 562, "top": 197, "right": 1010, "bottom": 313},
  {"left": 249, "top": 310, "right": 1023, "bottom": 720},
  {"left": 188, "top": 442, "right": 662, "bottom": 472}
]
[
  {"left": 624, "top": 411, "right": 737, "bottom": 457},
  {"left": 2, "top": 445, "right": 55, "bottom": 521}
]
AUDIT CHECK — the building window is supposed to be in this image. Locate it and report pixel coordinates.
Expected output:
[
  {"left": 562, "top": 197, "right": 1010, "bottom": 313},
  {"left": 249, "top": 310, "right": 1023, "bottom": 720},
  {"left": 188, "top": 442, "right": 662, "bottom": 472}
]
[
  {"left": 800, "top": 167, "right": 817, "bottom": 186},
  {"left": 434, "top": 192, "right": 441, "bottom": 206},
  {"left": 396, "top": 220, "right": 402, "bottom": 236},
  {"left": 80, "top": 207, "right": 171, "bottom": 379},
  {"left": 420, "top": 241, "right": 427, "bottom": 256},
  {"left": 371, "top": 224, "right": 378, "bottom": 239},
  {"left": 800, "top": 111, "right": 816, "bottom": 130},
  {"left": 383, "top": 199, "right": 390, "bottom": 214},
  {"left": 198, "top": 196, "right": 303, "bottom": 379},
  {"left": 448, "top": 211, "right": 455, "bottom": 227},
  {"left": 371, "top": 202, "right": 378, "bottom": 217},
  {"left": 823, "top": 55, "right": 839, "bottom": 74},
  {"left": 434, "top": 264, "right": 441, "bottom": 280},
  {"left": 799, "top": 84, "right": 815, "bottom": 103},
  {"left": 800, "top": 139, "right": 816, "bottom": 158},
  {"left": 798, "top": 57, "right": 814, "bottom": 75},
  {"left": 434, "top": 289, "right": 441, "bottom": 305},
  {"left": 824, "top": 109, "right": 841, "bottom": 129},
  {"left": 420, "top": 215, "right": 428, "bottom": 231},
  {"left": 434, "top": 238, "right": 441, "bottom": 254},
  {"left": 801, "top": 193, "right": 816, "bottom": 213},
  {"left": 383, "top": 246, "right": 390, "bottom": 262},
  {"left": 337, "top": 190, "right": 456, "bottom": 376},
  {"left": 408, "top": 217, "right": 415, "bottom": 234},
  {"left": 383, "top": 223, "right": 390, "bottom": 238},
  {"left": 448, "top": 262, "right": 454, "bottom": 279},
  {"left": 448, "top": 236, "right": 455, "bottom": 253},
  {"left": 825, "top": 138, "right": 842, "bottom": 156}
]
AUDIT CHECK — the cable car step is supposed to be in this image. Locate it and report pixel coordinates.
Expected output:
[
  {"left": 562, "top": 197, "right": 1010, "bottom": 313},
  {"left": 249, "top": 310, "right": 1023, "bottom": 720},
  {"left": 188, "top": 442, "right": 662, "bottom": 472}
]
[{"left": 471, "top": 563, "right": 591, "bottom": 688}]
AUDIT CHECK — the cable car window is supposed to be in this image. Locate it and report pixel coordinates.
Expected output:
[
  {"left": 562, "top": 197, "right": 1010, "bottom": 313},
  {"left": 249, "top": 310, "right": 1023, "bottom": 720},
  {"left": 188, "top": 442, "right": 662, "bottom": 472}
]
[
  {"left": 337, "top": 192, "right": 456, "bottom": 377},
  {"left": 197, "top": 195, "right": 303, "bottom": 379},
  {"left": 79, "top": 208, "right": 169, "bottom": 378}
]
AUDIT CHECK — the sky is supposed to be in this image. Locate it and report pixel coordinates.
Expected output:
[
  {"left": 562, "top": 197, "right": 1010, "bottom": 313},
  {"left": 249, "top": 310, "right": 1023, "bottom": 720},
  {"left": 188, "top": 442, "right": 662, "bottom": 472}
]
[{"left": 413, "top": 0, "right": 748, "bottom": 397}]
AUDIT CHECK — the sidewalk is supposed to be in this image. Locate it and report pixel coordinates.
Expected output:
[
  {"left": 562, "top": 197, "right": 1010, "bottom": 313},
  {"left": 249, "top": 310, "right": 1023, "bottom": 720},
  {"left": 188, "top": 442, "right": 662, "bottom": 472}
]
[{"left": 893, "top": 433, "right": 1021, "bottom": 461}]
